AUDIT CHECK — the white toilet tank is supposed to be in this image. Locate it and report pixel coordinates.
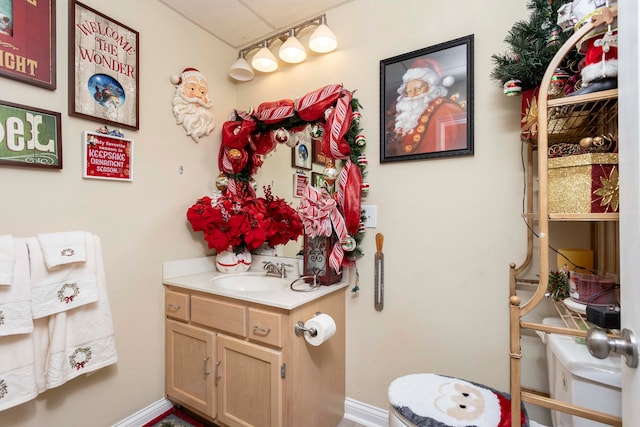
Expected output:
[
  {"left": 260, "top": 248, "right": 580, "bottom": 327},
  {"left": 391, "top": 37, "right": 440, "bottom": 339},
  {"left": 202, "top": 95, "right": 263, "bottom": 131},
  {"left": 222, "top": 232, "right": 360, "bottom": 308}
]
[{"left": 543, "top": 318, "right": 621, "bottom": 427}]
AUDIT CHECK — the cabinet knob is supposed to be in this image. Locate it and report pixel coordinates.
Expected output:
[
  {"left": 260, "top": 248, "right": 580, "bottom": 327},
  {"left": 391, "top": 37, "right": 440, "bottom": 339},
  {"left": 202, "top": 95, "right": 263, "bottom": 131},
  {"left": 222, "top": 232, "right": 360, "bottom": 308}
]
[{"left": 167, "top": 304, "right": 181, "bottom": 311}]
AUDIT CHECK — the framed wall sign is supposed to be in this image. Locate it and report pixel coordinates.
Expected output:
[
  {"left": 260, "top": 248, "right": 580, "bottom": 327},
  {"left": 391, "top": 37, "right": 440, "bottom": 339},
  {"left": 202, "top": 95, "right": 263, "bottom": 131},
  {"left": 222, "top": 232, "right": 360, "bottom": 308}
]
[
  {"left": 0, "top": 100, "right": 62, "bottom": 169},
  {"left": 380, "top": 35, "right": 474, "bottom": 162},
  {"left": 312, "top": 138, "right": 329, "bottom": 166},
  {"left": 0, "top": 0, "right": 56, "bottom": 89},
  {"left": 69, "top": 1, "right": 139, "bottom": 130},
  {"left": 293, "top": 172, "right": 309, "bottom": 198},
  {"left": 83, "top": 131, "right": 133, "bottom": 181},
  {"left": 291, "top": 139, "right": 312, "bottom": 170}
]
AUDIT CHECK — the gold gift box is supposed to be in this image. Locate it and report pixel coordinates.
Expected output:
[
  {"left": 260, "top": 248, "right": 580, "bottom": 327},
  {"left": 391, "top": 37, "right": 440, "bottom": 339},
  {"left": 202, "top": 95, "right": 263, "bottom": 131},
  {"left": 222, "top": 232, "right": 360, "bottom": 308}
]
[{"left": 547, "top": 153, "right": 619, "bottom": 214}]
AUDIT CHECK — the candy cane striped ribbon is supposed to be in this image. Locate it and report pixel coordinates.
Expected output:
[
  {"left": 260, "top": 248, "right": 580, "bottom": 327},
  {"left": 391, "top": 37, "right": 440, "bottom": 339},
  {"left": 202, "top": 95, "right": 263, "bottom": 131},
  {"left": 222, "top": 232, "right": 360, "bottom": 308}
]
[
  {"left": 296, "top": 84, "right": 343, "bottom": 120},
  {"left": 298, "top": 185, "right": 348, "bottom": 273},
  {"left": 327, "top": 91, "right": 353, "bottom": 159},
  {"left": 256, "top": 105, "right": 294, "bottom": 123}
]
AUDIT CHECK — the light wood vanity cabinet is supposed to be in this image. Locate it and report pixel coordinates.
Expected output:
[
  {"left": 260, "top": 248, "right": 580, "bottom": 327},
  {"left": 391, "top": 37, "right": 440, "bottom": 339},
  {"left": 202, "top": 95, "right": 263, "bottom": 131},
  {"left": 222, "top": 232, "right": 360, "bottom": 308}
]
[{"left": 164, "top": 284, "right": 346, "bottom": 427}]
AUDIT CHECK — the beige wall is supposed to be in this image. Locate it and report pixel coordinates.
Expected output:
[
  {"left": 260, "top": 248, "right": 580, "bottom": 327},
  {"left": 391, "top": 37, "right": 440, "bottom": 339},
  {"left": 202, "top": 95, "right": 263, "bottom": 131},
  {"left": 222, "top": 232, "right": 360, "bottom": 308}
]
[{"left": 0, "top": 0, "right": 546, "bottom": 425}]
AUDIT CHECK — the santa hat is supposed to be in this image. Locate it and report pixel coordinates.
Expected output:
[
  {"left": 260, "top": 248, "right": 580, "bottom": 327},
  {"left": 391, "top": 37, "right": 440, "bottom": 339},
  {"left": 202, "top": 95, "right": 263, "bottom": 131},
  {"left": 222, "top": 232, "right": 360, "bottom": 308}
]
[
  {"left": 580, "top": 35, "right": 618, "bottom": 86},
  {"left": 403, "top": 58, "right": 454, "bottom": 87},
  {"left": 170, "top": 67, "right": 206, "bottom": 85}
]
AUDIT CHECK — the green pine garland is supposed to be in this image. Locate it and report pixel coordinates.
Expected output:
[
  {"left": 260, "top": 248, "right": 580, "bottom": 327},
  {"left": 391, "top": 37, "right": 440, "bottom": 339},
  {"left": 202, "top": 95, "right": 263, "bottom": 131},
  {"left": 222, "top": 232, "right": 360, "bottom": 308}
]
[
  {"left": 228, "top": 91, "right": 368, "bottom": 263},
  {"left": 490, "top": 0, "right": 581, "bottom": 90}
]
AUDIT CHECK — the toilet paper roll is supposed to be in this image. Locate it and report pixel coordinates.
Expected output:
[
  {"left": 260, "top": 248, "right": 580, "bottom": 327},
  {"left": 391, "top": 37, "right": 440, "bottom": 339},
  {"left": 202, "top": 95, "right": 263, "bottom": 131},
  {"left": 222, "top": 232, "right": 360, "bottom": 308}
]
[{"left": 303, "top": 313, "right": 336, "bottom": 346}]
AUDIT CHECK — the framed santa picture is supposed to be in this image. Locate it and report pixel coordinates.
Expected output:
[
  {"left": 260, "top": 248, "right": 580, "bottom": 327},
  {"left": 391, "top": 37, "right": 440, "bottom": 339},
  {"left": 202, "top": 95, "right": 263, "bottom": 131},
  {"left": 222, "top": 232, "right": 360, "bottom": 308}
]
[{"left": 380, "top": 35, "right": 474, "bottom": 162}]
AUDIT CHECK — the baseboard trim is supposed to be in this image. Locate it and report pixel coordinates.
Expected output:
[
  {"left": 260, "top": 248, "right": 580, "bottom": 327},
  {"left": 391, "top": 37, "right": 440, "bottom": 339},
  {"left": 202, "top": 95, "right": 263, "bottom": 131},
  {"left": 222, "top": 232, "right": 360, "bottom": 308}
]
[
  {"left": 344, "top": 397, "right": 389, "bottom": 427},
  {"left": 112, "top": 398, "right": 173, "bottom": 427},
  {"left": 114, "top": 396, "right": 388, "bottom": 427}
]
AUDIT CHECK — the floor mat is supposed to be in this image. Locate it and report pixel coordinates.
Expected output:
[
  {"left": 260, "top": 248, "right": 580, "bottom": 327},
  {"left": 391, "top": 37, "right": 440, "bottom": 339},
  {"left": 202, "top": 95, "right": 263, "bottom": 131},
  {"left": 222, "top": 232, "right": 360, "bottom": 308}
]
[{"left": 142, "top": 406, "right": 214, "bottom": 427}]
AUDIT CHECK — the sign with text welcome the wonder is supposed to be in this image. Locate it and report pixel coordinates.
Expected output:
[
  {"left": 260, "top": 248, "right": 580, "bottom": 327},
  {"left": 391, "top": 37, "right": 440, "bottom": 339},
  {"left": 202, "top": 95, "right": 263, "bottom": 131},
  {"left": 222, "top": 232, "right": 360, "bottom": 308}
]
[
  {"left": 70, "top": 1, "right": 139, "bottom": 130},
  {"left": 0, "top": 100, "right": 62, "bottom": 169}
]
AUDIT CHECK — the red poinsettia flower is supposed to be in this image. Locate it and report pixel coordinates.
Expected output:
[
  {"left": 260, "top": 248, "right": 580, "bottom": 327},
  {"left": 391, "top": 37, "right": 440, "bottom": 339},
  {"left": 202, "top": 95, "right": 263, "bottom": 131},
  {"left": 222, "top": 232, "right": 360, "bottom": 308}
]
[{"left": 186, "top": 186, "right": 303, "bottom": 254}]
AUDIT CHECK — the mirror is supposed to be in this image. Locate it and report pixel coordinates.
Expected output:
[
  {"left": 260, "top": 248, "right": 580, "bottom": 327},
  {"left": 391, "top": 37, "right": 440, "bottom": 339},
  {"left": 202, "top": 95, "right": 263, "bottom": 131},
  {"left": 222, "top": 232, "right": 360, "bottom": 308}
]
[{"left": 189, "top": 84, "right": 368, "bottom": 268}]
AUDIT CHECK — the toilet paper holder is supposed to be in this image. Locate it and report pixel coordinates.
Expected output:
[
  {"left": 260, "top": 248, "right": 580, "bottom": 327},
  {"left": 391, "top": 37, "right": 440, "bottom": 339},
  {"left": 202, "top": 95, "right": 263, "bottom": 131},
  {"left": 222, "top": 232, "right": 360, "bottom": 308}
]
[{"left": 294, "top": 312, "right": 322, "bottom": 337}]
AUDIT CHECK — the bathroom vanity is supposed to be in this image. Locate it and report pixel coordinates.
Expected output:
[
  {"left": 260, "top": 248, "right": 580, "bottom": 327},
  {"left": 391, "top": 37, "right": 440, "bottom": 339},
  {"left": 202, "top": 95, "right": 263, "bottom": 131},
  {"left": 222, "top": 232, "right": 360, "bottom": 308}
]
[{"left": 162, "top": 256, "right": 347, "bottom": 427}]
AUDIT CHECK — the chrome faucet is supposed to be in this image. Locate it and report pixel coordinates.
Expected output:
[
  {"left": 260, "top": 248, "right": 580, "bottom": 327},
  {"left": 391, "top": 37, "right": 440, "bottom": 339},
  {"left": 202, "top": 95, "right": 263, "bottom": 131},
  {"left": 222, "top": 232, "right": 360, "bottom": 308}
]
[{"left": 263, "top": 261, "right": 293, "bottom": 279}]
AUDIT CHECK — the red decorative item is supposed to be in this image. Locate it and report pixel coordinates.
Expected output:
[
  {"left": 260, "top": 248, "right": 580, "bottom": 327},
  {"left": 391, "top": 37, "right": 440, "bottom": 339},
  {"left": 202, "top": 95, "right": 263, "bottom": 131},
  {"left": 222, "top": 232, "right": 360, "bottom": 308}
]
[
  {"left": 186, "top": 187, "right": 303, "bottom": 253},
  {"left": 520, "top": 86, "right": 540, "bottom": 142}
]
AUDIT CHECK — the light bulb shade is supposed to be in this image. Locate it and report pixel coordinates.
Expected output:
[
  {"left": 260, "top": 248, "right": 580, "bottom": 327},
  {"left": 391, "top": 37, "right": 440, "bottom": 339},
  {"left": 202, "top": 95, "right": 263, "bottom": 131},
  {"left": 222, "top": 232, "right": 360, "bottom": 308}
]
[
  {"left": 251, "top": 46, "right": 278, "bottom": 72},
  {"left": 309, "top": 24, "right": 337, "bottom": 53},
  {"left": 228, "top": 57, "right": 254, "bottom": 81},
  {"left": 279, "top": 35, "right": 307, "bottom": 63}
]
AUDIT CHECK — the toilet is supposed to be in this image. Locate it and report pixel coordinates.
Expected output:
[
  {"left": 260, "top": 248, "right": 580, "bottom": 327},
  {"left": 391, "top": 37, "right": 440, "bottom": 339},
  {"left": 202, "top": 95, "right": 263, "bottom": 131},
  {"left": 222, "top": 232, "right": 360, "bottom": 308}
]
[
  {"left": 388, "top": 373, "right": 529, "bottom": 427},
  {"left": 543, "top": 318, "right": 622, "bottom": 427}
]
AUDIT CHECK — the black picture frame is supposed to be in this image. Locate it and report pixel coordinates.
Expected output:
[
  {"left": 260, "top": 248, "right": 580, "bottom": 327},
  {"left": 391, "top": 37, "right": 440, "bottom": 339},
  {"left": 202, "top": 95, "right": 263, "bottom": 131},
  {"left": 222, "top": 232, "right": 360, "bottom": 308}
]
[{"left": 380, "top": 35, "right": 474, "bottom": 162}]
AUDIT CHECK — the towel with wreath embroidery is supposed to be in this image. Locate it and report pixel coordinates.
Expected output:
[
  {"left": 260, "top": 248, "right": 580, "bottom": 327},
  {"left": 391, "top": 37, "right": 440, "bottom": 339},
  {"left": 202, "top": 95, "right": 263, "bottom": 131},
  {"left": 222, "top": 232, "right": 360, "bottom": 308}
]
[
  {"left": 27, "top": 233, "right": 99, "bottom": 319},
  {"left": 42, "top": 233, "right": 117, "bottom": 390}
]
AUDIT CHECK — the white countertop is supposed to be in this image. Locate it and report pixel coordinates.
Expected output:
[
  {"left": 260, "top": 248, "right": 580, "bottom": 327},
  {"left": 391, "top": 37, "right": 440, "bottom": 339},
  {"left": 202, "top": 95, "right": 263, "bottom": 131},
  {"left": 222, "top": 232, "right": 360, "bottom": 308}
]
[{"left": 162, "top": 255, "right": 349, "bottom": 310}]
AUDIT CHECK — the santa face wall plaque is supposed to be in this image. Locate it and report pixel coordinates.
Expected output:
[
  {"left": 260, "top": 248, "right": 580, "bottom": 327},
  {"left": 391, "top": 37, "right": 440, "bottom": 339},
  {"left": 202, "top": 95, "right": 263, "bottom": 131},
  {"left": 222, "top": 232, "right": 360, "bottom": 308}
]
[{"left": 380, "top": 35, "right": 474, "bottom": 163}]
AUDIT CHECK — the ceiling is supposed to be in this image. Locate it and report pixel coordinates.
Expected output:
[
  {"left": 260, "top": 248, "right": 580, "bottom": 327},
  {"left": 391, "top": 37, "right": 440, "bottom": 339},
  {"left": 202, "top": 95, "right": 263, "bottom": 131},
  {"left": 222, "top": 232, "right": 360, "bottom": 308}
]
[{"left": 158, "top": 0, "right": 353, "bottom": 49}]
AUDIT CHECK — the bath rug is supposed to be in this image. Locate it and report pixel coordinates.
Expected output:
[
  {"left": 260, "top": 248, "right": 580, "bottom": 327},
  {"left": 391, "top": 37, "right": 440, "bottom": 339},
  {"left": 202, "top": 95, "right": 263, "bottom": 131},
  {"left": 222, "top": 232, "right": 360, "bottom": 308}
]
[{"left": 142, "top": 406, "right": 213, "bottom": 427}]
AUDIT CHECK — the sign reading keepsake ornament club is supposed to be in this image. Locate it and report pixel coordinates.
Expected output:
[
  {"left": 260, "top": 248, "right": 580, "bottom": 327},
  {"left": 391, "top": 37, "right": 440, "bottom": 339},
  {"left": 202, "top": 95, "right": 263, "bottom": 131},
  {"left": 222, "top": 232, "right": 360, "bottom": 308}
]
[
  {"left": 83, "top": 131, "right": 133, "bottom": 181},
  {"left": 0, "top": 100, "right": 62, "bottom": 169}
]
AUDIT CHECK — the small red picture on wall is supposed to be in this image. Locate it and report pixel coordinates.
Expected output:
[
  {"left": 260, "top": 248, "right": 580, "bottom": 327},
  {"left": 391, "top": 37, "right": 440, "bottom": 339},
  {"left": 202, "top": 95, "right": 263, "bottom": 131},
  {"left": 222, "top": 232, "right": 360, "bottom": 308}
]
[{"left": 83, "top": 131, "right": 133, "bottom": 181}]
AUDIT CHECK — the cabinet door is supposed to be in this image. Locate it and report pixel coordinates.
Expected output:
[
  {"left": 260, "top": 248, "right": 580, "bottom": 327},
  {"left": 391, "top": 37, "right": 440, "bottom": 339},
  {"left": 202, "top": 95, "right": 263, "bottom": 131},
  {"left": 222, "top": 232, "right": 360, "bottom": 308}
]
[
  {"left": 166, "top": 319, "right": 216, "bottom": 418},
  {"left": 217, "top": 334, "right": 283, "bottom": 427}
]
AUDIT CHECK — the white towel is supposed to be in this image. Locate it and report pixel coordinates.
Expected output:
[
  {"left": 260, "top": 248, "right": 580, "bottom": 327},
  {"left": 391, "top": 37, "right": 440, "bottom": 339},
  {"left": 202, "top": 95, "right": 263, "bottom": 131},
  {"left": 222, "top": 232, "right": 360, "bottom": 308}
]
[
  {"left": 0, "top": 235, "right": 15, "bottom": 285},
  {"left": 36, "top": 231, "right": 87, "bottom": 270},
  {"left": 0, "top": 238, "right": 33, "bottom": 336},
  {"left": 45, "top": 234, "right": 117, "bottom": 390},
  {"left": 0, "top": 333, "right": 38, "bottom": 412},
  {"left": 28, "top": 233, "right": 99, "bottom": 319}
]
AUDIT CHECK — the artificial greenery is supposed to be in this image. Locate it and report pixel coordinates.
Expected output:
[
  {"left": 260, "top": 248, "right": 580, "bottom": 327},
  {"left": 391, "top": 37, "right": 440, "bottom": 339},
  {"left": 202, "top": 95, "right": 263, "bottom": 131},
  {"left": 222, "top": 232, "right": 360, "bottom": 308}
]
[
  {"left": 490, "top": 0, "right": 582, "bottom": 90},
  {"left": 547, "top": 270, "right": 570, "bottom": 301}
]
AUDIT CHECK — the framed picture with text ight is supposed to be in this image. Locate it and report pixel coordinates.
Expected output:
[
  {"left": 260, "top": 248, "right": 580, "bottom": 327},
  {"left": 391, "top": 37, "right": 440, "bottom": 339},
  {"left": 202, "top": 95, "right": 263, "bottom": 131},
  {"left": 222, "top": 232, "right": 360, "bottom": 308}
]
[
  {"left": 0, "top": 0, "right": 56, "bottom": 89},
  {"left": 380, "top": 35, "right": 474, "bottom": 163},
  {"left": 69, "top": 1, "right": 139, "bottom": 130}
]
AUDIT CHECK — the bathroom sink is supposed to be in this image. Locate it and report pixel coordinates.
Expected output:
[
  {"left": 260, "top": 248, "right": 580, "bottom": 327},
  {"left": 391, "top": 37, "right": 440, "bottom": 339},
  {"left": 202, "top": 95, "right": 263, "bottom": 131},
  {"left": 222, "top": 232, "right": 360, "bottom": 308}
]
[{"left": 210, "top": 272, "right": 289, "bottom": 292}]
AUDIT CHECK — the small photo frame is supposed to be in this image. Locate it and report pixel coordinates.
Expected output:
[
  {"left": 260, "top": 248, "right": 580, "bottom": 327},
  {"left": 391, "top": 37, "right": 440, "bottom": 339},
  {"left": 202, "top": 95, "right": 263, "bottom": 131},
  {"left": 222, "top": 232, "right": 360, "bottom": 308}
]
[
  {"left": 83, "top": 131, "right": 133, "bottom": 181},
  {"left": 380, "top": 35, "right": 474, "bottom": 162},
  {"left": 312, "top": 138, "right": 329, "bottom": 166},
  {"left": 292, "top": 139, "right": 312, "bottom": 170},
  {"left": 312, "top": 172, "right": 334, "bottom": 193},
  {"left": 293, "top": 172, "right": 309, "bottom": 198}
]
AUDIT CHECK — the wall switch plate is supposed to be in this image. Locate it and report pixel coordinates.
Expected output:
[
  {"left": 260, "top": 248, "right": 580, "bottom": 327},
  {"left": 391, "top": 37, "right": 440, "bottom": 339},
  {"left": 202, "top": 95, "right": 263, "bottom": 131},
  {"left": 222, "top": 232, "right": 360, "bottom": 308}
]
[{"left": 362, "top": 205, "right": 377, "bottom": 228}]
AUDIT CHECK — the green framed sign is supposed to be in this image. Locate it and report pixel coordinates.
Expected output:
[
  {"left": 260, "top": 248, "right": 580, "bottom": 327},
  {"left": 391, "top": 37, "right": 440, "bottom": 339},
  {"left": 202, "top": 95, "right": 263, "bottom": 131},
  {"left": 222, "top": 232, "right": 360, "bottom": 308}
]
[{"left": 0, "top": 100, "right": 62, "bottom": 169}]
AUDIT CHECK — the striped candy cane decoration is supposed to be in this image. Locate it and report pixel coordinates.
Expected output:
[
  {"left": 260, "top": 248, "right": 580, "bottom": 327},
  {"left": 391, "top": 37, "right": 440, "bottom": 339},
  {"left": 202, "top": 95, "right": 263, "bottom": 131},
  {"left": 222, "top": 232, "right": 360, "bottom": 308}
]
[{"left": 296, "top": 84, "right": 343, "bottom": 121}]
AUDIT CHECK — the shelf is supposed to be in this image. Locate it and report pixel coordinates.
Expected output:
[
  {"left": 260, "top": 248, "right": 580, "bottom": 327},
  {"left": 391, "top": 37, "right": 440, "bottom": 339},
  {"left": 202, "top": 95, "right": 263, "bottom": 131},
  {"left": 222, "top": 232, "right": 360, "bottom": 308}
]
[
  {"left": 549, "top": 213, "right": 619, "bottom": 221},
  {"left": 547, "top": 89, "right": 618, "bottom": 107},
  {"left": 521, "top": 212, "right": 618, "bottom": 221}
]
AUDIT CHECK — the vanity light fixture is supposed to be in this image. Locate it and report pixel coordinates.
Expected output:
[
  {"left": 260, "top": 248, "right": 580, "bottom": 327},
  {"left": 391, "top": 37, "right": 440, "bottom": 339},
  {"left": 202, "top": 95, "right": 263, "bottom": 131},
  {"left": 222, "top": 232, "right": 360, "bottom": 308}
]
[
  {"left": 228, "top": 51, "right": 254, "bottom": 81},
  {"left": 228, "top": 14, "right": 338, "bottom": 82},
  {"left": 251, "top": 40, "right": 279, "bottom": 73},
  {"left": 279, "top": 29, "right": 307, "bottom": 64},
  {"left": 309, "top": 15, "right": 338, "bottom": 53}
]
